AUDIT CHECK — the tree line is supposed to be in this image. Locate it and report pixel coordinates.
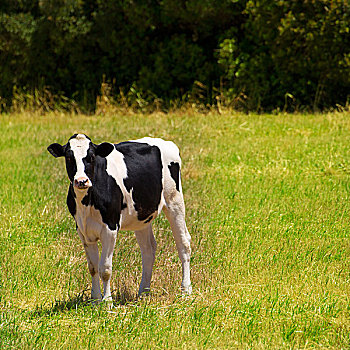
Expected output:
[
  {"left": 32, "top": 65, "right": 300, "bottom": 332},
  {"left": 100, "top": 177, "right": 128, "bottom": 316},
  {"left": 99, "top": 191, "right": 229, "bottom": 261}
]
[{"left": 1, "top": 0, "right": 349, "bottom": 112}]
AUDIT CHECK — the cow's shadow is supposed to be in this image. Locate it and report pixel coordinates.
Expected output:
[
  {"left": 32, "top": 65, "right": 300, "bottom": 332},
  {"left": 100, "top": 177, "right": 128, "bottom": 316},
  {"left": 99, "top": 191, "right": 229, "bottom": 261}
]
[{"left": 32, "top": 288, "right": 136, "bottom": 317}]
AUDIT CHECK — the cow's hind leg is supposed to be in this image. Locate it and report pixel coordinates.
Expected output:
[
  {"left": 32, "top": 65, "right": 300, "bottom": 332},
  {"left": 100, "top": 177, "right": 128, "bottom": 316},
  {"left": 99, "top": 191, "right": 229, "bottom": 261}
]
[
  {"left": 77, "top": 229, "right": 101, "bottom": 301},
  {"left": 163, "top": 193, "right": 192, "bottom": 294},
  {"left": 135, "top": 224, "right": 157, "bottom": 296}
]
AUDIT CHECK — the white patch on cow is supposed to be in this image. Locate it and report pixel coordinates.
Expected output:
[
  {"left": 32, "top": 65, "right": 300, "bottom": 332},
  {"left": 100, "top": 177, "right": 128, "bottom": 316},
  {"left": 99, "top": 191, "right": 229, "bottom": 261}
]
[
  {"left": 69, "top": 134, "right": 91, "bottom": 183},
  {"left": 104, "top": 147, "right": 139, "bottom": 230}
]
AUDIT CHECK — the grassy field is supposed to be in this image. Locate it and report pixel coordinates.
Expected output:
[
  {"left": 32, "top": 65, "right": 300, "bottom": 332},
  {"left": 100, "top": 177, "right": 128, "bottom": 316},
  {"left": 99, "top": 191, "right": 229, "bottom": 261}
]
[{"left": 0, "top": 110, "right": 349, "bottom": 349}]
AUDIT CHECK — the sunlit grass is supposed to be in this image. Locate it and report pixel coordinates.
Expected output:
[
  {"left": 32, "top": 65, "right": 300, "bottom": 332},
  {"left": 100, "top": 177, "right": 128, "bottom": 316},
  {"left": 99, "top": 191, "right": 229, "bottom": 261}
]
[{"left": 0, "top": 110, "right": 349, "bottom": 348}]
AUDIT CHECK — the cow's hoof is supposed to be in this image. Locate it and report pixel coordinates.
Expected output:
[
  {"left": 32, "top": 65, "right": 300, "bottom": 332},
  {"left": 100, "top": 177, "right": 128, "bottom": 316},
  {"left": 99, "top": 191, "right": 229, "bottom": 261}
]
[
  {"left": 90, "top": 298, "right": 102, "bottom": 306},
  {"left": 138, "top": 288, "right": 151, "bottom": 299},
  {"left": 181, "top": 284, "right": 192, "bottom": 295},
  {"left": 101, "top": 297, "right": 114, "bottom": 310}
]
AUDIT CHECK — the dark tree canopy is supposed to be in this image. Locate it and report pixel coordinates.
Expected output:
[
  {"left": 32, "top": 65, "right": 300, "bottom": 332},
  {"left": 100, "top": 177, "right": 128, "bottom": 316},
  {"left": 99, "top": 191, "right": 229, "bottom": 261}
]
[{"left": 0, "top": 0, "right": 349, "bottom": 111}]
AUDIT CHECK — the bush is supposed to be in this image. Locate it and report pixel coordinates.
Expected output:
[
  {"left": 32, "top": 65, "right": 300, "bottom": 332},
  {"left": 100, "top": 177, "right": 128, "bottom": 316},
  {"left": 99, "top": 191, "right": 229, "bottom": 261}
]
[{"left": 218, "top": 0, "right": 350, "bottom": 111}]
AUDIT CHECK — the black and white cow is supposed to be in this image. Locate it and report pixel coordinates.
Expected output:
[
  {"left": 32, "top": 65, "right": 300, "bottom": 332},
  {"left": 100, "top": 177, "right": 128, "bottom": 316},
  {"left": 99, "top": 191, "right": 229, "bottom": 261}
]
[{"left": 47, "top": 134, "right": 191, "bottom": 302}]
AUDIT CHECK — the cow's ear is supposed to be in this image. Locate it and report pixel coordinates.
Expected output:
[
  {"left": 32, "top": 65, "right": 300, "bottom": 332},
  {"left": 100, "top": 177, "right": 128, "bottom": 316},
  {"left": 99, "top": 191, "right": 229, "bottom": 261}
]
[
  {"left": 95, "top": 142, "right": 114, "bottom": 158},
  {"left": 47, "top": 143, "right": 65, "bottom": 158}
]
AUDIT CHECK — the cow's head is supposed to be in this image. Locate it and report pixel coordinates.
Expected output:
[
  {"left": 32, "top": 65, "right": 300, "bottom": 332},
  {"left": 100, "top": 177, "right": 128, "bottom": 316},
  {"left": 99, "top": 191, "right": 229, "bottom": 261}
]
[{"left": 47, "top": 134, "right": 114, "bottom": 191}]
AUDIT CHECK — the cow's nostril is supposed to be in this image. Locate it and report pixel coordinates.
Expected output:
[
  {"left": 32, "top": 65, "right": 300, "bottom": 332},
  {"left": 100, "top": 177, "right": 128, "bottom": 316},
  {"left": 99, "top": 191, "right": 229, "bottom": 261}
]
[{"left": 74, "top": 177, "right": 89, "bottom": 188}]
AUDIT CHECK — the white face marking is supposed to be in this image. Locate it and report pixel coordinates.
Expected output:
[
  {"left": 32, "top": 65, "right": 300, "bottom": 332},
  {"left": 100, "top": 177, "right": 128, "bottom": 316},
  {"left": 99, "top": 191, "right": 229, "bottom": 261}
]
[{"left": 69, "top": 134, "right": 91, "bottom": 183}]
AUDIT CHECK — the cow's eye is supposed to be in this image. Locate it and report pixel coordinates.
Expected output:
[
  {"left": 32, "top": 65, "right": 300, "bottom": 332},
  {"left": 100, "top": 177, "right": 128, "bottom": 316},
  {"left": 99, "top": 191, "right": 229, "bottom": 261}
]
[{"left": 86, "top": 154, "right": 94, "bottom": 163}]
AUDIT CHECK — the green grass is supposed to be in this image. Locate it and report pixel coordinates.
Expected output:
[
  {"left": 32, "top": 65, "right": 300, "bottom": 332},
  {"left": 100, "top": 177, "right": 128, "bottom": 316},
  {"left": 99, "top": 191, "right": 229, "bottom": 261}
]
[{"left": 1, "top": 110, "right": 350, "bottom": 349}]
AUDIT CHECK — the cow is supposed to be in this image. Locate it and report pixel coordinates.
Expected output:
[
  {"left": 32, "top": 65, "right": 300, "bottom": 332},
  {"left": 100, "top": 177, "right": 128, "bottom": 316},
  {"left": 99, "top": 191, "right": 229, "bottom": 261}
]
[{"left": 47, "top": 134, "right": 192, "bottom": 303}]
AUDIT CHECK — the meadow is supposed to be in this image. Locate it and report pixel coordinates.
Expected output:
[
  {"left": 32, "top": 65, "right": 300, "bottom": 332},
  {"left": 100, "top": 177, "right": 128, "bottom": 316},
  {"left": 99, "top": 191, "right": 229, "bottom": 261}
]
[{"left": 0, "top": 110, "right": 349, "bottom": 349}]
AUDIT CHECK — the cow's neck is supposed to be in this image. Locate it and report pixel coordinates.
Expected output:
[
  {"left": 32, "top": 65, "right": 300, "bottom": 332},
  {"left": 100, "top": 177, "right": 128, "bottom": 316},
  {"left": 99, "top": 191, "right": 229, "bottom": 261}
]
[
  {"left": 73, "top": 187, "right": 100, "bottom": 238},
  {"left": 74, "top": 187, "right": 94, "bottom": 211}
]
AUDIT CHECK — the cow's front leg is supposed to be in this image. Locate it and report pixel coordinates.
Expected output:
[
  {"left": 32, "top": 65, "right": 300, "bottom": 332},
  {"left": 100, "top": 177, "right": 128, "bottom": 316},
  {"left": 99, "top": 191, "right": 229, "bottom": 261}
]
[
  {"left": 77, "top": 229, "right": 101, "bottom": 301},
  {"left": 99, "top": 228, "right": 117, "bottom": 303}
]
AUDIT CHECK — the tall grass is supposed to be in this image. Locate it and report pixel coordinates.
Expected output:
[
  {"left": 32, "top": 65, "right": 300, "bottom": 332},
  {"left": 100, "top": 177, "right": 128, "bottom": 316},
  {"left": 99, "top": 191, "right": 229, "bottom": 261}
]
[{"left": 0, "top": 110, "right": 349, "bottom": 349}]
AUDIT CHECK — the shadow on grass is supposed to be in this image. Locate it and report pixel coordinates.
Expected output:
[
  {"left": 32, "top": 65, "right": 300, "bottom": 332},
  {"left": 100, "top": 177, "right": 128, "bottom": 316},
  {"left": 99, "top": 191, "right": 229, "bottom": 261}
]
[{"left": 32, "top": 287, "right": 137, "bottom": 317}]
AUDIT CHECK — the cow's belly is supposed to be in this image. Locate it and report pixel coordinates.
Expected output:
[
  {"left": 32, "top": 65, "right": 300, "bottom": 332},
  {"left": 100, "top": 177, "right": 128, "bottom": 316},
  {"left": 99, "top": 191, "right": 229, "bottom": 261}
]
[
  {"left": 119, "top": 209, "right": 159, "bottom": 231},
  {"left": 76, "top": 202, "right": 162, "bottom": 237}
]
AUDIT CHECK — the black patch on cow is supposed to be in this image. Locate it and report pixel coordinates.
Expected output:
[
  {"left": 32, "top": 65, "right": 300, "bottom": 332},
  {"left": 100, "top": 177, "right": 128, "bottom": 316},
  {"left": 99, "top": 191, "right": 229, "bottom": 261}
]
[
  {"left": 116, "top": 142, "right": 163, "bottom": 221},
  {"left": 67, "top": 183, "right": 76, "bottom": 217},
  {"left": 81, "top": 189, "right": 91, "bottom": 207},
  {"left": 47, "top": 143, "right": 65, "bottom": 158},
  {"left": 144, "top": 215, "right": 153, "bottom": 224},
  {"left": 96, "top": 142, "right": 114, "bottom": 158},
  {"left": 81, "top": 143, "right": 96, "bottom": 182},
  {"left": 81, "top": 156, "right": 124, "bottom": 231},
  {"left": 168, "top": 162, "right": 180, "bottom": 192},
  {"left": 121, "top": 202, "right": 127, "bottom": 210},
  {"left": 47, "top": 139, "right": 78, "bottom": 183},
  {"left": 65, "top": 148, "right": 78, "bottom": 183}
]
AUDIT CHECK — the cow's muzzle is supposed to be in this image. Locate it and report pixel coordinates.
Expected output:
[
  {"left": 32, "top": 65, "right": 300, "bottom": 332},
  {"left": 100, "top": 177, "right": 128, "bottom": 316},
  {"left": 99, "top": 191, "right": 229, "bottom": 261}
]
[{"left": 74, "top": 177, "right": 92, "bottom": 190}]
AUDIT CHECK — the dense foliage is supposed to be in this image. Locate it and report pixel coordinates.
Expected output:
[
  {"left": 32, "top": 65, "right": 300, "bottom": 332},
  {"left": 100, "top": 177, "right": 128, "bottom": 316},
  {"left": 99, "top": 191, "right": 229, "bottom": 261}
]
[{"left": 1, "top": 0, "right": 349, "bottom": 111}]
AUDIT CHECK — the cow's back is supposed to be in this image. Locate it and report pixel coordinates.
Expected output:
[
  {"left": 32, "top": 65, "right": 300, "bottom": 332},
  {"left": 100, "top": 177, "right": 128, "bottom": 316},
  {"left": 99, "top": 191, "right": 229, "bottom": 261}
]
[
  {"left": 131, "top": 137, "right": 183, "bottom": 197},
  {"left": 106, "top": 137, "right": 182, "bottom": 231},
  {"left": 133, "top": 137, "right": 181, "bottom": 166}
]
